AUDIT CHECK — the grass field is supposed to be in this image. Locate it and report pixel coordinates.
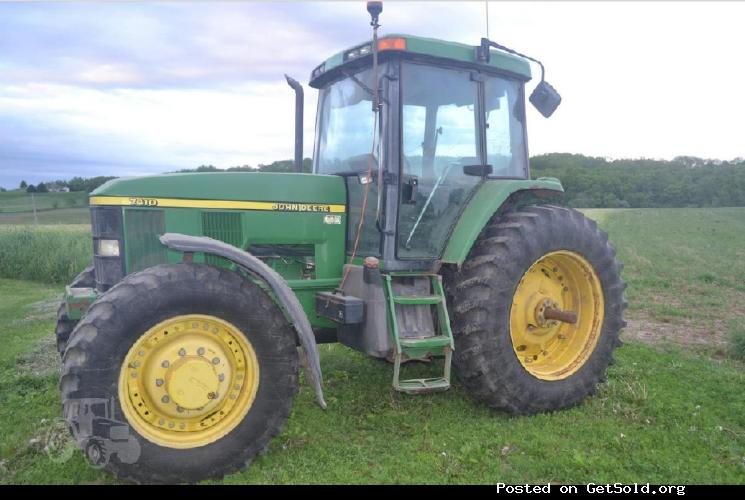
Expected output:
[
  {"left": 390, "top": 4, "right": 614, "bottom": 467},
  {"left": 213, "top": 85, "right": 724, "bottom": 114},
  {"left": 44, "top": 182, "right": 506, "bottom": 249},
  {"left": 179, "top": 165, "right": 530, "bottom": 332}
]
[
  {"left": 0, "top": 191, "right": 90, "bottom": 225},
  {"left": 0, "top": 225, "right": 92, "bottom": 284},
  {"left": 0, "top": 191, "right": 88, "bottom": 212},
  {"left": 0, "top": 207, "right": 744, "bottom": 484}
]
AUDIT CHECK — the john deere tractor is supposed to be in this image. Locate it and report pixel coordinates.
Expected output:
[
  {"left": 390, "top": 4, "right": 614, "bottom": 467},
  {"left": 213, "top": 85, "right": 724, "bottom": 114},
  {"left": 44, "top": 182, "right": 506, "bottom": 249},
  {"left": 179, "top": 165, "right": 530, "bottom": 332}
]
[{"left": 58, "top": 3, "right": 625, "bottom": 483}]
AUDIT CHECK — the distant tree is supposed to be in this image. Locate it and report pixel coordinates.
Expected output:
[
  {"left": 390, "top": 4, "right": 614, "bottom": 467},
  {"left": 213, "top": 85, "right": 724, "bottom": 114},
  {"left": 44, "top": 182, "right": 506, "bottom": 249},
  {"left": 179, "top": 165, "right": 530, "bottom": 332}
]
[
  {"left": 67, "top": 176, "right": 116, "bottom": 192},
  {"left": 26, "top": 184, "right": 37, "bottom": 193},
  {"left": 0, "top": 187, "right": 6, "bottom": 192},
  {"left": 20, "top": 180, "right": 27, "bottom": 189},
  {"left": 36, "top": 182, "right": 48, "bottom": 193}
]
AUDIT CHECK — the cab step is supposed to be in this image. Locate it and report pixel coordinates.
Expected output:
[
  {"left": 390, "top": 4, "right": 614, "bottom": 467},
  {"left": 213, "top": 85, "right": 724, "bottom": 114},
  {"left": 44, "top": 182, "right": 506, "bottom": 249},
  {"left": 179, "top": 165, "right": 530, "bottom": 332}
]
[
  {"left": 400, "top": 335, "right": 451, "bottom": 349},
  {"left": 383, "top": 273, "right": 454, "bottom": 394},
  {"left": 395, "top": 376, "right": 451, "bottom": 395}
]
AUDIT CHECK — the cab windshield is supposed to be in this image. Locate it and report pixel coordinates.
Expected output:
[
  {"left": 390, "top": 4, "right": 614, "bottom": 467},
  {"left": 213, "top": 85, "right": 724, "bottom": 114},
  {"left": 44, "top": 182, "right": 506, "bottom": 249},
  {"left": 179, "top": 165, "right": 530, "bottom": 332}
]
[{"left": 315, "top": 66, "right": 383, "bottom": 175}]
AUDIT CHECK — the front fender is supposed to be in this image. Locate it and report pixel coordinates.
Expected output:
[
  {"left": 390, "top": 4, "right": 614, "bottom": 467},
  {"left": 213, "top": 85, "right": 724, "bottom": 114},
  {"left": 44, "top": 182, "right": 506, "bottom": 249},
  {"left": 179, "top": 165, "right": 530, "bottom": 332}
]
[
  {"left": 441, "top": 178, "right": 564, "bottom": 266},
  {"left": 159, "top": 233, "right": 326, "bottom": 409}
]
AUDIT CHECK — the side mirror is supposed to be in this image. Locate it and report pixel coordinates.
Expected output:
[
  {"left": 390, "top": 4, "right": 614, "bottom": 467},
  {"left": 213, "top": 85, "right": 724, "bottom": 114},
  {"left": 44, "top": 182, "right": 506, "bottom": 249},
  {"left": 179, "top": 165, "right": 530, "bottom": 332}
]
[{"left": 529, "top": 80, "right": 561, "bottom": 118}]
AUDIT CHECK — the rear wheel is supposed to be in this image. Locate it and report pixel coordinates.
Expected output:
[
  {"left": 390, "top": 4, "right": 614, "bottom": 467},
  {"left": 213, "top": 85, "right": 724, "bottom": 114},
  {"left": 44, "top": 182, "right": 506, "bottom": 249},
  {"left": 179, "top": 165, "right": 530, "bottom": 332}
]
[
  {"left": 60, "top": 263, "right": 298, "bottom": 483},
  {"left": 445, "top": 205, "right": 626, "bottom": 414},
  {"left": 55, "top": 265, "right": 94, "bottom": 357}
]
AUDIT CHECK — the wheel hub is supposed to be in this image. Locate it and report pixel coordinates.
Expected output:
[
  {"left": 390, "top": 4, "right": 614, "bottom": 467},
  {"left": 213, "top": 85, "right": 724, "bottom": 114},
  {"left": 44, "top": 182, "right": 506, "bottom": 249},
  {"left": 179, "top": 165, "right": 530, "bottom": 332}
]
[
  {"left": 118, "top": 314, "right": 259, "bottom": 449},
  {"left": 166, "top": 357, "right": 220, "bottom": 410},
  {"left": 510, "top": 251, "right": 604, "bottom": 380}
]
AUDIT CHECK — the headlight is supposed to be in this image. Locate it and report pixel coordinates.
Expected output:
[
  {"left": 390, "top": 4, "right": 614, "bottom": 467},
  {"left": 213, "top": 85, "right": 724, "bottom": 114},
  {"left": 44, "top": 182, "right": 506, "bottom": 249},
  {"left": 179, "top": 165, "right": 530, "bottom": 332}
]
[{"left": 97, "top": 239, "right": 120, "bottom": 257}]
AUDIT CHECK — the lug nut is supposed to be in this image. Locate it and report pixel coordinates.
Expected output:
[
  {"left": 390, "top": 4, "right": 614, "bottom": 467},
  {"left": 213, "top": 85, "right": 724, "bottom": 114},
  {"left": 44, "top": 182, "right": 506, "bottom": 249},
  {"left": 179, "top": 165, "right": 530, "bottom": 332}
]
[
  {"left": 207, "top": 392, "right": 217, "bottom": 400},
  {"left": 218, "top": 373, "right": 225, "bottom": 382},
  {"left": 161, "top": 395, "right": 170, "bottom": 404},
  {"left": 162, "top": 360, "right": 169, "bottom": 368},
  {"left": 178, "top": 348, "right": 186, "bottom": 357},
  {"left": 176, "top": 406, "right": 184, "bottom": 413},
  {"left": 197, "top": 347, "right": 205, "bottom": 356},
  {"left": 212, "top": 357, "right": 220, "bottom": 365},
  {"left": 155, "top": 378, "right": 164, "bottom": 387}
]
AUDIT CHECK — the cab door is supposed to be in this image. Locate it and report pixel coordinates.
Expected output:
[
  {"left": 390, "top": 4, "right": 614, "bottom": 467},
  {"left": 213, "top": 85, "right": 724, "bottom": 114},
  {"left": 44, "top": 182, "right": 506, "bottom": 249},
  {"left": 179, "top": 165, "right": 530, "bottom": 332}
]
[{"left": 397, "top": 63, "right": 483, "bottom": 260}]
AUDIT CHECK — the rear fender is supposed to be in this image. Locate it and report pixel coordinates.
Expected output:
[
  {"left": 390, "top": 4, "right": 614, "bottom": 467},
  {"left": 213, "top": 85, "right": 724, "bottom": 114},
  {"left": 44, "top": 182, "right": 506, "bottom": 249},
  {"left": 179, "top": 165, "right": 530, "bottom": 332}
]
[{"left": 441, "top": 178, "right": 564, "bottom": 266}]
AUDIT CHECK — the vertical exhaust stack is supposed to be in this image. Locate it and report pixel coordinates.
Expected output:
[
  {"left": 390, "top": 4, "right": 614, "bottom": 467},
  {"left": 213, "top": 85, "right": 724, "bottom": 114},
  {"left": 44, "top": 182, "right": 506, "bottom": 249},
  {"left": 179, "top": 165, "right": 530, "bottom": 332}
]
[{"left": 284, "top": 74, "right": 304, "bottom": 172}]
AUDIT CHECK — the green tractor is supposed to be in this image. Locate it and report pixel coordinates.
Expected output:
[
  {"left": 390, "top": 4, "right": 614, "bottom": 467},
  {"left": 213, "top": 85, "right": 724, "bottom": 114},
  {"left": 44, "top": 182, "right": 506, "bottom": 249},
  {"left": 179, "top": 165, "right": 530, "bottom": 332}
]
[{"left": 58, "top": 3, "right": 625, "bottom": 483}]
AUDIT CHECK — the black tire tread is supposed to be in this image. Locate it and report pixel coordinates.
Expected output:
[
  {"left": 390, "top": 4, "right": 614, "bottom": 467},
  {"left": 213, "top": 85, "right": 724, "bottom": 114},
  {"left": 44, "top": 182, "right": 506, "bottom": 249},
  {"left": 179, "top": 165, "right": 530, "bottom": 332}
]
[
  {"left": 60, "top": 263, "right": 298, "bottom": 484},
  {"left": 444, "top": 205, "right": 627, "bottom": 415}
]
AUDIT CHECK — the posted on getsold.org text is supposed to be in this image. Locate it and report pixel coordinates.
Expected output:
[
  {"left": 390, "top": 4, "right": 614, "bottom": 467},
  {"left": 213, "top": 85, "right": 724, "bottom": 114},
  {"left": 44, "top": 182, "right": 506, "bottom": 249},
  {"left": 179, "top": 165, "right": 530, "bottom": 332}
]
[{"left": 495, "top": 483, "right": 686, "bottom": 495}]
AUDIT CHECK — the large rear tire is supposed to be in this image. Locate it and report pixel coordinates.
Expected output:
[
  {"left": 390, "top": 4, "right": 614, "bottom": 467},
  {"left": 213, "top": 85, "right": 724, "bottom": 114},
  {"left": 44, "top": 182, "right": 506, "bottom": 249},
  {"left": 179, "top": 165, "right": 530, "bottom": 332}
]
[
  {"left": 60, "top": 263, "right": 298, "bottom": 483},
  {"left": 445, "top": 205, "right": 626, "bottom": 415},
  {"left": 55, "top": 265, "right": 94, "bottom": 357}
]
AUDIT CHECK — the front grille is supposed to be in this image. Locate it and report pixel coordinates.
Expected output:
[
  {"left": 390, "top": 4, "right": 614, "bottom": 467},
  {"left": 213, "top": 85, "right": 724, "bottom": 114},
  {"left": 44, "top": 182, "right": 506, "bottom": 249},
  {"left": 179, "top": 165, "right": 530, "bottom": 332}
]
[
  {"left": 91, "top": 206, "right": 124, "bottom": 291},
  {"left": 125, "top": 209, "right": 167, "bottom": 273},
  {"left": 202, "top": 212, "right": 243, "bottom": 267}
]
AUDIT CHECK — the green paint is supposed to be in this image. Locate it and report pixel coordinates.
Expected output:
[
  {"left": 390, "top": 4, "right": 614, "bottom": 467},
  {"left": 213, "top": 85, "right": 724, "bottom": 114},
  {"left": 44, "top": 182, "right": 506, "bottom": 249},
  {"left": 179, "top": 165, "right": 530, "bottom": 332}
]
[
  {"left": 93, "top": 171, "right": 346, "bottom": 205},
  {"left": 64, "top": 285, "right": 98, "bottom": 321},
  {"left": 92, "top": 172, "right": 348, "bottom": 329},
  {"left": 441, "top": 177, "right": 564, "bottom": 264},
  {"left": 383, "top": 273, "right": 454, "bottom": 392},
  {"left": 313, "top": 34, "right": 532, "bottom": 85}
]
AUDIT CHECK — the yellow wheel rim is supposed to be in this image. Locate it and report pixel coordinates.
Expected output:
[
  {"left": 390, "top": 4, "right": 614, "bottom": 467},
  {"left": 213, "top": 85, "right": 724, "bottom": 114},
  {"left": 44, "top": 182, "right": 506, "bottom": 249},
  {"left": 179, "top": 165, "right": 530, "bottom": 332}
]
[
  {"left": 118, "top": 314, "right": 259, "bottom": 449},
  {"left": 510, "top": 251, "right": 604, "bottom": 381}
]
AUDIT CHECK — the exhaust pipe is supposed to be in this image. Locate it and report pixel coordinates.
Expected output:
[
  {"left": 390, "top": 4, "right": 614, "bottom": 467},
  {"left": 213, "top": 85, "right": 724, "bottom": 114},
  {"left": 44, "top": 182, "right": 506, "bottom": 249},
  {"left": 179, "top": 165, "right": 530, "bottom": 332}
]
[{"left": 284, "top": 74, "right": 304, "bottom": 173}]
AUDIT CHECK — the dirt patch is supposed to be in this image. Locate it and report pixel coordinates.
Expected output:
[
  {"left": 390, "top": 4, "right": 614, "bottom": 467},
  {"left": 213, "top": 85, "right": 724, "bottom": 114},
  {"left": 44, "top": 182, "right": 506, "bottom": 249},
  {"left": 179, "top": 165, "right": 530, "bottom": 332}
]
[
  {"left": 17, "top": 335, "right": 60, "bottom": 377},
  {"left": 622, "top": 312, "right": 727, "bottom": 350},
  {"left": 24, "top": 297, "right": 61, "bottom": 322}
]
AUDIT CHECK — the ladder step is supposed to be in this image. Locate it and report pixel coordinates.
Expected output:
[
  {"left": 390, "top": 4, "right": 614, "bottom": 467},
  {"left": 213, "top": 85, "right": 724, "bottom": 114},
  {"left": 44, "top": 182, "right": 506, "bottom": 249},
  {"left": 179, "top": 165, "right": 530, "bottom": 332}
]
[
  {"left": 392, "top": 295, "right": 442, "bottom": 305},
  {"left": 400, "top": 335, "right": 451, "bottom": 349},
  {"left": 396, "top": 377, "right": 450, "bottom": 394}
]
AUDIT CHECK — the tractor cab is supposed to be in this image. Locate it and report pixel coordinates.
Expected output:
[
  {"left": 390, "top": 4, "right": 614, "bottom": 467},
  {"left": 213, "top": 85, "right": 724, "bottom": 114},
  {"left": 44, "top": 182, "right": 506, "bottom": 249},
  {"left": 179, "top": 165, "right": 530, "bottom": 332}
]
[{"left": 309, "top": 35, "right": 535, "bottom": 272}]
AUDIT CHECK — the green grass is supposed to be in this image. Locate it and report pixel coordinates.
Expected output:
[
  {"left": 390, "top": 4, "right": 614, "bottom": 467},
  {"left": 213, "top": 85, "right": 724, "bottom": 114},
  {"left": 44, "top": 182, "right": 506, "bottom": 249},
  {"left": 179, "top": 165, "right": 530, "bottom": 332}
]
[
  {"left": 0, "top": 207, "right": 744, "bottom": 484},
  {"left": 729, "top": 322, "right": 745, "bottom": 361},
  {"left": 583, "top": 208, "right": 745, "bottom": 322},
  {"left": 0, "top": 276, "right": 743, "bottom": 484},
  {"left": 0, "top": 225, "right": 92, "bottom": 283}
]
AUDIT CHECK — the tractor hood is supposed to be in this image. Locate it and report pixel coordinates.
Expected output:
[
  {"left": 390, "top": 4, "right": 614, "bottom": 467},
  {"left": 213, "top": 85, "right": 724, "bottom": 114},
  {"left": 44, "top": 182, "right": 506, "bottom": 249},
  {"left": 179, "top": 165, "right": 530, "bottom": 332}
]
[{"left": 90, "top": 172, "right": 347, "bottom": 209}]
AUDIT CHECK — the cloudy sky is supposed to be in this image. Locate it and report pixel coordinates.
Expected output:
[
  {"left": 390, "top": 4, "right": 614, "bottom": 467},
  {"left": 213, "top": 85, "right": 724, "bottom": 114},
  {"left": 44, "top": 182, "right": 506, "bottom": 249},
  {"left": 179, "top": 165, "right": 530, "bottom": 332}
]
[{"left": 1, "top": 0, "right": 744, "bottom": 188}]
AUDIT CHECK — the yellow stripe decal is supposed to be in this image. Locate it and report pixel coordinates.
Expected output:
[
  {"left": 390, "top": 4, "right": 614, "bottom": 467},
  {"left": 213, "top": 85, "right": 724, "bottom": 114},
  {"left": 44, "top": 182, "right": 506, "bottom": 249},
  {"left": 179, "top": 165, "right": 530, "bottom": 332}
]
[{"left": 89, "top": 196, "right": 346, "bottom": 213}]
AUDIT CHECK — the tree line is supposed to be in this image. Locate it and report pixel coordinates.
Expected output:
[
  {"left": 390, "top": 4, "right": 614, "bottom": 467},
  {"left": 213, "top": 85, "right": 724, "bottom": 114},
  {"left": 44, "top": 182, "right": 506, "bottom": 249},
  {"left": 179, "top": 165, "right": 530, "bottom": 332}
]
[
  {"left": 531, "top": 154, "right": 745, "bottom": 208},
  {"left": 13, "top": 155, "right": 745, "bottom": 208}
]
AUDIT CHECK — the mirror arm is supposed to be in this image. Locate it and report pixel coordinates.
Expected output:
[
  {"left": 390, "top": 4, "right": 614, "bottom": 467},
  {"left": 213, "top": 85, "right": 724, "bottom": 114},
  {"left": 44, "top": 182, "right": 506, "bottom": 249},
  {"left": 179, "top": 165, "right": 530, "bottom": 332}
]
[{"left": 477, "top": 38, "right": 546, "bottom": 82}]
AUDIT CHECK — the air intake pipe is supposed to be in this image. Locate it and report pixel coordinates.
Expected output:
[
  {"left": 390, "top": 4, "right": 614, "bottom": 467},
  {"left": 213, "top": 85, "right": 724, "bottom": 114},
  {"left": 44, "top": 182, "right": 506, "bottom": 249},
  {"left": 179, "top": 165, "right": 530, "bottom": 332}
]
[{"left": 284, "top": 74, "right": 304, "bottom": 173}]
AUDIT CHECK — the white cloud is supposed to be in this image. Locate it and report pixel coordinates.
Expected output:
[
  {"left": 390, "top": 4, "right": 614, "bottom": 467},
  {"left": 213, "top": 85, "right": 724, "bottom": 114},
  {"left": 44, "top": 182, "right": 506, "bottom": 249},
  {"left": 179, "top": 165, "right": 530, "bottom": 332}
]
[{"left": 1, "top": 0, "right": 745, "bottom": 188}]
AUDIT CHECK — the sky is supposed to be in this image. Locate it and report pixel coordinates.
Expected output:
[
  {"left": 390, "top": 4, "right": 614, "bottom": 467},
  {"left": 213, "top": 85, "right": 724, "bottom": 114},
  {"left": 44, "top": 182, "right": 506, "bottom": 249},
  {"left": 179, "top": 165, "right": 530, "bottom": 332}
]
[{"left": 1, "top": 0, "right": 744, "bottom": 189}]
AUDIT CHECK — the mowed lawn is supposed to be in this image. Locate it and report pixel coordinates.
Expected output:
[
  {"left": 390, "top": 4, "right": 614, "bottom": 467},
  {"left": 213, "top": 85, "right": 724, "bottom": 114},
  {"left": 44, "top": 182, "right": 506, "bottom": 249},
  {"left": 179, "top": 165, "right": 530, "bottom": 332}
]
[{"left": 0, "top": 207, "right": 744, "bottom": 484}]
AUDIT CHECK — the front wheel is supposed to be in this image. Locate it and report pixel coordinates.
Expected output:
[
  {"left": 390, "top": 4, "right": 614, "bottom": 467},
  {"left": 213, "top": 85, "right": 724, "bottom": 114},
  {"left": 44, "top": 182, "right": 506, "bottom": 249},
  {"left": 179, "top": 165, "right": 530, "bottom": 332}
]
[
  {"left": 445, "top": 205, "right": 626, "bottom": 415},
  {"left": 60, "top": 263, "right": 299, "bottom": 483}
]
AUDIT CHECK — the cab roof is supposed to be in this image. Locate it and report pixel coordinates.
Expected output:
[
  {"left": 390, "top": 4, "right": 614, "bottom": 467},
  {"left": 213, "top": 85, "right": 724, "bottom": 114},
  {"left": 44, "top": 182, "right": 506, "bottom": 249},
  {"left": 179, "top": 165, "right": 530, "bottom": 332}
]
[{"left": 309, "top": 34, "right": 532, "bottom": 88}]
